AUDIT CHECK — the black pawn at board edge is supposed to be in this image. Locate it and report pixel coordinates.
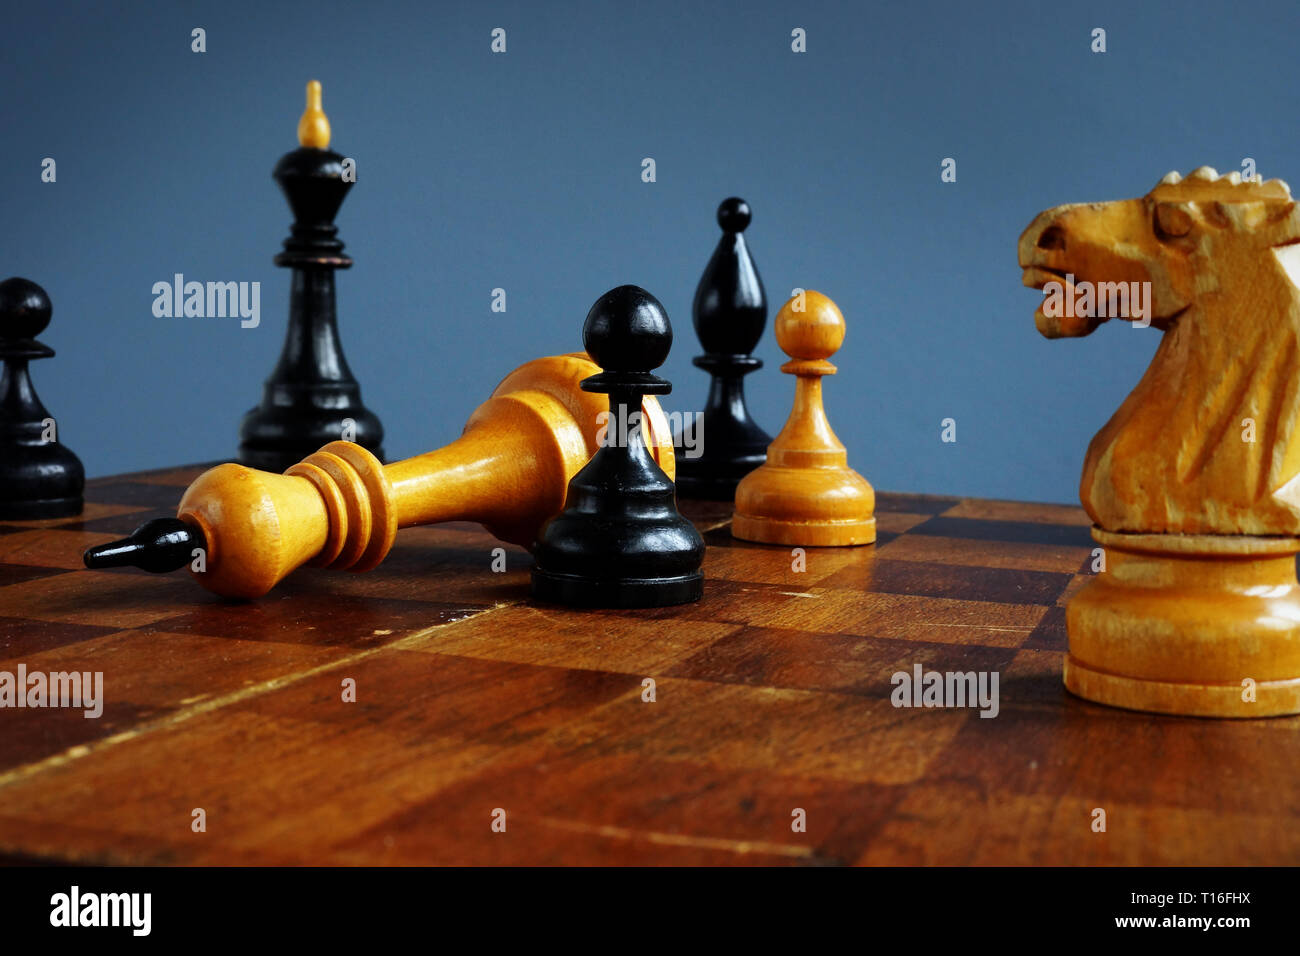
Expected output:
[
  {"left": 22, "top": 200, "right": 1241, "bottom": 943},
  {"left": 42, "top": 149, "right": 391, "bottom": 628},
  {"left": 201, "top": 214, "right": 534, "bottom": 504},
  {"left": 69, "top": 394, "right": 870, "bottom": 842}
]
[
  {"left": 0, "top": 277, "right": 84, "bottom": 519},
  {"left": 674, "top": 196, "right": 773, "bottom": 500},
  {"left": 530, "top": 285, "right": 705, "bottom": 608}
]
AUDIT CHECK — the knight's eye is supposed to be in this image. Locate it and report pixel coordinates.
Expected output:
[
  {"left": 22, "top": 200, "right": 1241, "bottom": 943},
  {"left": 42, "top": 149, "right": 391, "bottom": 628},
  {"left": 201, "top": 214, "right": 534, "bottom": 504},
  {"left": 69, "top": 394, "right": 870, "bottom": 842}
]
[{"left": 1155, "top": 202, "right": 1193, "bottom": 239}]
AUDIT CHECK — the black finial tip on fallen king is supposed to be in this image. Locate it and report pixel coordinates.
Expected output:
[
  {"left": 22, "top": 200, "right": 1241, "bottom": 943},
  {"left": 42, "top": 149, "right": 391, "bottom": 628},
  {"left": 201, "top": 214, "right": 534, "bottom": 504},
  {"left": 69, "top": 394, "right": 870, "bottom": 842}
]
[{"left": 83, "top": 517, "right": 204, "bottom": 574}]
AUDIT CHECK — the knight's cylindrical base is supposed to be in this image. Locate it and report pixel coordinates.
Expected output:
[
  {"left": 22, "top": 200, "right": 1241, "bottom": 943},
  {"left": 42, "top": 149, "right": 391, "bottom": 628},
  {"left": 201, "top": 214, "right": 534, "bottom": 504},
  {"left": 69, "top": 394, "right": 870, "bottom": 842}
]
[{"left": 1064, "top": 528, "right": 1300, "bottom": 717}]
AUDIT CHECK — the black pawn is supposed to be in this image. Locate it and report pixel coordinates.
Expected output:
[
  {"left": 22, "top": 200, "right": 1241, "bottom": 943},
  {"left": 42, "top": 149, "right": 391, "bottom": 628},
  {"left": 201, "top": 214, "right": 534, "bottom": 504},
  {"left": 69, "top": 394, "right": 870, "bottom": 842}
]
[
  {"left": 238, "top": 132, "right": 384, "bottom": 471},
  {"left": 0, "top": 278, "right": 83, "bottom": 519},
  {"left": 531, "top": 286, "right": 705, "bottom": 608},
  {"left": 673, "top": 197, "right": 773, "bottom": 500}
]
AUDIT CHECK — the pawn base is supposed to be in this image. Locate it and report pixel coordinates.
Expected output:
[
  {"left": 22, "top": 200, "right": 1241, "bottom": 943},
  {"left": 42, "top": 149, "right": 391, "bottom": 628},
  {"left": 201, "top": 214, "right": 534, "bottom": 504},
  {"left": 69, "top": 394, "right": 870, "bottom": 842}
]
[
  {"left": 732, "top": 463, "right": 876, "bottom": 547},
  {"left": 0, "top": 440, "right": 85, "bottom": 520},
  {"left": 531, "top": 569, "right": 703, "bottom": 608},
  {"left": 1065, "top": 528, "right": 1300, "bottom": 717},
  {"left": 731, "top": 513, "right": 876, "bottom": 547},
  {"left": 0, "top": 494, "right": 82, "bottom": 521}
]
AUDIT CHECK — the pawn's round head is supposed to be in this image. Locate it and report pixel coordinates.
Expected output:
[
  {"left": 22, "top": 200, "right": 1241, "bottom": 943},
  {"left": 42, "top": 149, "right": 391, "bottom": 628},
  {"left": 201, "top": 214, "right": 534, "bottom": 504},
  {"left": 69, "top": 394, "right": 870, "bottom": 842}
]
[
  {"left": 775, "top": 290, "right": 845, "bottom": 360},
  {"left": 0, "top": 277, "right": 52, "bottom": 341},
  {"left": 583, "top": 285, "right": 673, "bottom": 372},
  {"left": 717, "top": 197, "right": 752, "bottom": 233}
]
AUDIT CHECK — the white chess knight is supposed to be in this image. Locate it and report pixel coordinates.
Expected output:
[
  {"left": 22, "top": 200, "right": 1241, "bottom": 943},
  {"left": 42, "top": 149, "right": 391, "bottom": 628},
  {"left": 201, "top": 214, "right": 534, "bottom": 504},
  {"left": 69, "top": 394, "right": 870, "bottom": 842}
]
[{"left": 1020, "top": 167, "right": 1300, "bottom": 718}]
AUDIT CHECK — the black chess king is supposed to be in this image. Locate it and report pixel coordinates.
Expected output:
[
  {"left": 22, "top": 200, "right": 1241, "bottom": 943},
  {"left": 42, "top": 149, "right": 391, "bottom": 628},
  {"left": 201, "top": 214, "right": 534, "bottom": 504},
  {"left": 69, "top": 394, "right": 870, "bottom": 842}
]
[{"left": 239, "top": 81, "right": 384, "bottom": 471}]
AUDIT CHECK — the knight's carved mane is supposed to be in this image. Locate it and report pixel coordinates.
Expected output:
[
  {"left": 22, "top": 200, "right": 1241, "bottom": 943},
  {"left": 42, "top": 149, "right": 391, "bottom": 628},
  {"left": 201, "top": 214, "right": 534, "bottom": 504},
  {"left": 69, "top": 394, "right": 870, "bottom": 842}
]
[{"left": 1149, "top": 165, "right": 1292, "bottom": 201}]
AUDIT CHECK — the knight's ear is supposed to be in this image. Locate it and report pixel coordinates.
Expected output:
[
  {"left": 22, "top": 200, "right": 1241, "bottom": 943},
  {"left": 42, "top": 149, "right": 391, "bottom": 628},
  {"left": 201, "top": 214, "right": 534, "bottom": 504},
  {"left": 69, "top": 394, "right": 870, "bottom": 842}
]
[
  {"left": 1155, "top": 202, "right": 1193, "bottom": 238},
  {"left": 1263, "top": 200, "right": 1300, "bottom": 245}
]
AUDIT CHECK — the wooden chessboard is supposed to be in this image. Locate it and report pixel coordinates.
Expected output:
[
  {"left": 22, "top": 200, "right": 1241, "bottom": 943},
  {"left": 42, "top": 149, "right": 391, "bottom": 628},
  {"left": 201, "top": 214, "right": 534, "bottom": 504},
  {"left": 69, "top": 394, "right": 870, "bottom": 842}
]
[{"left": 0, "top": 464, "right": 1297, "bottom": 866}]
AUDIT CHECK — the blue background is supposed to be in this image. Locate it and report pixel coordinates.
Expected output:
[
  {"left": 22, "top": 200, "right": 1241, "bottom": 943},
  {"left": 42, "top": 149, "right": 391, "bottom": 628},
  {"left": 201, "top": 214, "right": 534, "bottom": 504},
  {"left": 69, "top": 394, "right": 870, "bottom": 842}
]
[{"left": 3, "top": 0, "right": 1294, "bottom": 503}]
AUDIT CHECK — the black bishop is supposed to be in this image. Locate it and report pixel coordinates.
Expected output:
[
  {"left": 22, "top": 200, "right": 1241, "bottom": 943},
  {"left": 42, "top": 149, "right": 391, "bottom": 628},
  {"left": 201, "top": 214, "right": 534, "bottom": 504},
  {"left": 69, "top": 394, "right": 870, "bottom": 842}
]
[{"left": 673, "top": 197, "right": 773, "bottom": 499}]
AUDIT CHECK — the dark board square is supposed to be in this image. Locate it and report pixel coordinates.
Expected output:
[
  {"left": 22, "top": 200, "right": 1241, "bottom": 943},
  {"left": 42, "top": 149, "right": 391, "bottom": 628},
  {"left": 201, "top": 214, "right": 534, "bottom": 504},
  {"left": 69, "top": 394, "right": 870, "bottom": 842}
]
[
  {"left": 147, "top": 594, "right": 492, "bottom": 648},
  {"left": 908, "top": 515, "right": 1094, "bottom": 548},
  {"left": 702, "top": 525, "right": 742, "bottom": 549},
  {"left": 818, "top": 558, "right": 1073, "bottom": 606},
  {"left": 0, "top": 698, "right": 161, "bottom": 772},
  {"left": 0, "top": 615, "right": 121, "bottom": 660},
  {"left": 79, "top": 481, "right": 177, "bottom": 509},
  {"left": 242, "top": 647, "right": 640, "bottom": 738},
  {"left": 52, "top": 510, "right": 162, "bottom": 535},
  {"left": 1024, "top": 606, "right": 1068, "bottom": 651},
  {"left": 669, "top": 625, "right": 1019, "bottom": 698},
  {"left": 0, "top": 563, "right": 72, "bottom": 590},
  {"left": 874, "top": 491, "right": 960, "bottom": 515}
]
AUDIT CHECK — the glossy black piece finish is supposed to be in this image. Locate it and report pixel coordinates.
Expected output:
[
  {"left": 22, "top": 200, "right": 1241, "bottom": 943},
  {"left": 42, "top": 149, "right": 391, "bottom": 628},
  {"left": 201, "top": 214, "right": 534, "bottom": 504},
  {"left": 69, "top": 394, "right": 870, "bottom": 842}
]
[
  {"left": 674, "top": 197, "right": 773, "bottom": 500},
  {"left": 83, "top": 517, "right": 204, "bottom": 574},
  {"left": 531, "top": 286, "right": 705, "bottom": 608},
  {"left": 0, "top": 278, "right": 83, "bottom": 519},
  {"left": 238, "top": 145, "right": 384, "bottom": 472}
]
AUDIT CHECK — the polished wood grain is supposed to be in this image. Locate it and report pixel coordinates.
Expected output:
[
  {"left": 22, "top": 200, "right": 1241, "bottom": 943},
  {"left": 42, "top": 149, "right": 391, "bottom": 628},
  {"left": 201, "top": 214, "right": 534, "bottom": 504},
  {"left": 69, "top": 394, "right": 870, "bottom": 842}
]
[{"left": 0, "top": 466, "right": 1297, "bottom": 865}]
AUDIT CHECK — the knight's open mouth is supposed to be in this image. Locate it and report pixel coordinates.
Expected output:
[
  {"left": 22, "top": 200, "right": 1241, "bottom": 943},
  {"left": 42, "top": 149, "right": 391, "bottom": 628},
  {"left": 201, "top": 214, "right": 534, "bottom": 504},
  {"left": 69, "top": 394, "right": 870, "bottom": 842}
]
[
  {"left": 1023, "top": 266, "right": 1089, "bottom": 337},
  {"left": 1021, "top": 265, "right": 1072, "bottom": 291}
]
